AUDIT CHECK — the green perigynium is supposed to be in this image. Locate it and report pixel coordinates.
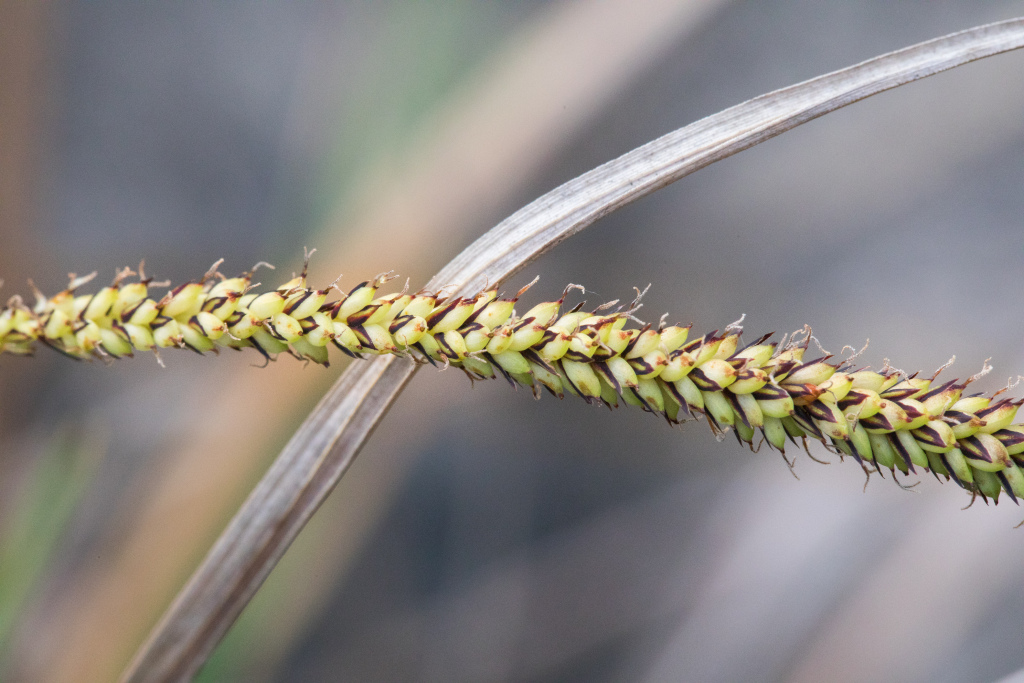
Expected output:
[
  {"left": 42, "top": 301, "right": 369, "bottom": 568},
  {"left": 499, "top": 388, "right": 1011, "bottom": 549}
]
[{"left": 3, "top": 256, "right": 1023, "bottom": 504}]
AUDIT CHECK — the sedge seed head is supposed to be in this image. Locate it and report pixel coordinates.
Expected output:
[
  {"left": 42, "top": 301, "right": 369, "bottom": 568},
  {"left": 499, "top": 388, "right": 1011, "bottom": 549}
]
[{"left": 6, "top": 257, "right": 1024, "bottom": 505}]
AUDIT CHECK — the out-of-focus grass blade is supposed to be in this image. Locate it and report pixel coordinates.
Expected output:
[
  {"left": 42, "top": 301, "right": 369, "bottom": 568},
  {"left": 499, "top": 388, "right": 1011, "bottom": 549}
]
[{"left": 0, "top": 428, "right": 104, "bottom": 661}]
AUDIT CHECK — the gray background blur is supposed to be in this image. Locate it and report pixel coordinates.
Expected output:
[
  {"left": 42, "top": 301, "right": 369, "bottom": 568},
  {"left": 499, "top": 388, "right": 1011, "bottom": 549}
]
[{"left": 3, "top": 1, "right": 1024, "bottom": 682}]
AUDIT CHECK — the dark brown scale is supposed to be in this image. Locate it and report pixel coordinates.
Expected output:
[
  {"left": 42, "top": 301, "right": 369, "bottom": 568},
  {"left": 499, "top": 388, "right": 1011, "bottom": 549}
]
[
  {"left": 622, "top": 323, "right": 654, "bottom": 356},
  {"left": 944, "top": 410, "right": 977, "bottom": 426},
  {"left": 880, "top": 377, "right": 921, "bottom": 400},
  {"left": 425, "top": 298, "right": 464, "bottom": 329},
  {"left": 554, "top": 361, "right": 593, "bottom": 406},
  {"left": 723, "top": 392, "right": 753, "bottom": 430},
  {"left": 264, "top": 321, "right": 290, "bottom": 343},
  {"left": 591, "top": 362, "right": 621, "bottom": 394},
  {"left": 458, "top": 321, "right": 489, "bottom": 337},
  {"left": 879, "top": 386, "right": 920, "bottom": 400},
  {"left": 734, "top": 332, "right": 774, "bottom": 354},
  {"left": 487, "top": 355, "right": 519, "bottom": 390},
  {"left": 181, "top": 342, "right": 206, "bottom": 356},
  {"left": 992, "top": 428, "right": 1024, "bottom": 450},
  {"left": 838, "top": 390, "right": 870, "bottom": 411},
  {"left": 38, "top": 336, "right": 82, "bottom": 361},
  {"left": 247, "top": 336, "right": 274, "bottom": 363},
  {"left": 326, "top": 300, "right": 345, "bottom": 318},
  {"left": 388, "top": 314, "right": 416, "bottom": 334},
  {"left": 520, "top": 348, "right": 558, "bottom": 375},
  {"left": 887, "top": 433, "right": 917, "bottom": 472},
  {"left": 893, "top": 400, "right": 924, "bottom": 420},
  {"left": 912, "top": 424, "right": 947, "bottom": 449},
  {"left": 349, "top": 326, "right": 374, "bottom": 349},
  {"left": 509, "top": 316, "right": 536, "bottom": 333},
  {"left": 958, "top": 435, "right": 993, "bottom": 464},
  {"left": 535, "top": 328, "right": 560, "bottom": 347},
  {"left": 156, "top": 282, "right": 195, "bottom": 316},
  {"left": 434, "top": 333, "right": 460, "bottom": 358},
  {"left": 660, "top": 380, "right": 693, "bottom": 418},
  {"left": 330, "top": 337, "right": 363, "bottom": 359},
  {"left": 940, "top": 453, "right": 968, "bottom": 489},
  {"left": 788, "top": 355, "right": 834, "bottom": 374},
  {"left": 562, "top": 349, "right": 594, "bottom": 363},
  {"left": 769, "top": 359, "right": 800, "bottom": 380},
  {"left": 80, "top": 291, "right": 114, "bottom": 321},
  {"left": 201, "top": 296, "right": 229, "bottom": 315},
  {"left": 580, "top": 315, "right": 616, "bottom": 334},
  {"left": 996, "top": 471, "right": 1019, "bottom": 503},
  {"left": 735, "top": 368, "right": 763, "bottom": 382},
  {"left": 627, "top": 387, "right": 657, "bottom": 414},
  {"left": 977, "top": 398, "right": 1022, "bottom": 418},
  {"left": 915, "top": 379, "right": 961, "bottom": 402},
  {"left": 752, "top": 384, "right": 790, "bottom": 402},
  {"left": 347, "top": 281, "right": 370, "bottom": 296},
  {"left": 283, "top": 290, "right": 315, "bottom": 315},
  {"left": 686, "top": 366, "right": 721, "bottom": 392},
  {"left": 120, "top": 298, "right": 149, "bottom": 322},
  {"left": 860, "top": 412, "right": 898, "bottom": 432},
  {"left": 626, "top": 356, "right": 657, "bottom": 377},
  {"left": 802, "top": 401, "right": 839, "bottom": 423},
  {"left": 109, "top": 320, "right": 132, "bottom": 343},
  {"left": 784, "top": 383, "right": 819, "bottom": 404},
  {"left": 790, "top": 409, "right": 824, "bottom": 440},
  {"left": 847, "top": 436, "right": 871, "bottom": 463},
  {"left": 346, "top": 303, "right": 381, "bottom": 327},
  {"left": 410, "top": 344, "right": 436, "bottom": 366},
  {"left": 680, "top": 335, "right": 709, "bottom": 354},
  {"left": 460, "top": 294, "right": 504, "bottom": 327}
]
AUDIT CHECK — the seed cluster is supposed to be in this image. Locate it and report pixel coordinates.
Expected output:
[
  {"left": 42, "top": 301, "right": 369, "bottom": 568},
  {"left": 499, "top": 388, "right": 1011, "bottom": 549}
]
[{"left": 3, "top": 258, "right": 1023, "bottom": 504}]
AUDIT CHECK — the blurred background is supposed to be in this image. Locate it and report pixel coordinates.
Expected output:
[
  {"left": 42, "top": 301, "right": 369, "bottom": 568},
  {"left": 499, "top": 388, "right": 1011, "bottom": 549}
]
[{"left": 2, "top": 1, "right": 1024, "bottom": 681}]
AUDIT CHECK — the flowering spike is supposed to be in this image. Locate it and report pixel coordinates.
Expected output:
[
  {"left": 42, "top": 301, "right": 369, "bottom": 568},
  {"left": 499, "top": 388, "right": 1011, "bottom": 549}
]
[{"left": 6, "top": 259, "right": 1024, "bottom": 504}]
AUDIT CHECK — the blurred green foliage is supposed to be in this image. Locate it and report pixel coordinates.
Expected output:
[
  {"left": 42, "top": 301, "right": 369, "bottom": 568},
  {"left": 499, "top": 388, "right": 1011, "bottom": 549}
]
[{"left": 0, "top": 428, "right": 103, "bottom": 665}]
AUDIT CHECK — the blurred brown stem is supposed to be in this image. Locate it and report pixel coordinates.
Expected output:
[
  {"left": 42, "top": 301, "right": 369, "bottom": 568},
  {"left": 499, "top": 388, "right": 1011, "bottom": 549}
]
[
  {"left": 0, "top": 1, "right": 51, "bottom": 440},
  {"left": 122, "top": 18, "right": 1024, "bottom": 682}
]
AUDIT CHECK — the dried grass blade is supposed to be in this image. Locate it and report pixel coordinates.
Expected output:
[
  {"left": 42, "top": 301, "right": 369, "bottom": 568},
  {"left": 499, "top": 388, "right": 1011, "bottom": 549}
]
[{"left": 123, "top": 18, "right": 1024, "bottom": 682}]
